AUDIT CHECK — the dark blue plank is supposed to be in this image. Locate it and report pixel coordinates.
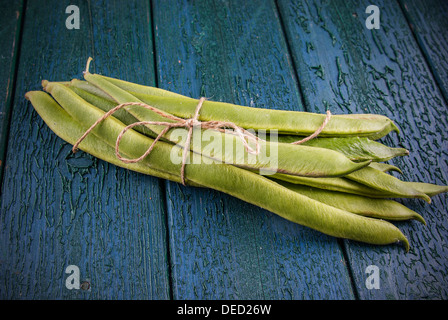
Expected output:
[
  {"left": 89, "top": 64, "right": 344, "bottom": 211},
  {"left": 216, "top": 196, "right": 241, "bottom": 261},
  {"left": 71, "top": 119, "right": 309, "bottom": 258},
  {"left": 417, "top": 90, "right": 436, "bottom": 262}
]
[
  {"left": 153, "top": 0, "right": 355, "bottom": 299},
  {"left": 399, "top": 0, "right": 448, "bottom": 104},
  {"left": 277, "top": 0, "right": 448, "bottom": 299},
  {"left": 0, "top": 0, "right": 24, "bottom": 189},
  {"left": 0, "top": 0, "right": 170, "bottom": 299}
]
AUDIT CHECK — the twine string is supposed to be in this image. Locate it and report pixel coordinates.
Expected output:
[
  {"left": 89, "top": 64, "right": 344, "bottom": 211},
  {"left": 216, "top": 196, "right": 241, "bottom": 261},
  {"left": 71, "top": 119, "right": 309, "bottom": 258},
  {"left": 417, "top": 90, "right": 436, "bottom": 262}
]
[
  {"left": 72, "top": 98, "right": 261, "bottom": 185},
  {"left": 290, "top": 110, "right": 331, "bottom": 145},
  {"left": 72, "top": 97, "right": 331, "bottom": 186}
]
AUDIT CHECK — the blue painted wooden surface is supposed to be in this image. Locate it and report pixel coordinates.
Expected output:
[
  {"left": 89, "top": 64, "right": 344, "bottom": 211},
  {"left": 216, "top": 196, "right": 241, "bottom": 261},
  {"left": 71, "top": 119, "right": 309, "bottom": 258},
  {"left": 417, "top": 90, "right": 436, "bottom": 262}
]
[
  {"left": 399, "top": 0, "right": 448, "bottom": 104},
  {"left": 0, "top": 0, "right": 23, "bottom": 189},
  {"left": 0, "top": 0, "right": 447, "bottom": 299},
  {"left": 277, "top": 0, "right": 448, "bottom": 299},
  {"left": 1, "top": 0, "right": 170, "bottom": 300}
]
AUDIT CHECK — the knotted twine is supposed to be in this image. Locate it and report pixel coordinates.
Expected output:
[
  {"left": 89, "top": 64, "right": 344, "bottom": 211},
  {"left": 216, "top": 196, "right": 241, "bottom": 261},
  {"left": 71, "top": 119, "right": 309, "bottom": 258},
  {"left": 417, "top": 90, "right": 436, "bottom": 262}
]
[{"left": 72, "top": 97, "right": 331, "bottom": 186}]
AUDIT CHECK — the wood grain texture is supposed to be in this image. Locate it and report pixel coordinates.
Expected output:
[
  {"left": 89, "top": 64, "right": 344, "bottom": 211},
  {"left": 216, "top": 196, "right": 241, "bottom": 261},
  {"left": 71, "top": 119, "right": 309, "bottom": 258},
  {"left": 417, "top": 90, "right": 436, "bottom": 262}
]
[
  {"left": 0, "top": 0, "right": 24, "bottom": 189},
  {"left": 399, "top": 0, "right": 448, "bottom": 104},
  {"left": 277, "top": 0, "right": 448, "bottom": 299},
  {"left": 0, "top": 0, "right": 170, "bottom": 299},
  {"left": 3, "top": 0, "right": 446, "bottom": 300},
  {"left": 153, "top": 0, "right": 354, "bottom": 299}
]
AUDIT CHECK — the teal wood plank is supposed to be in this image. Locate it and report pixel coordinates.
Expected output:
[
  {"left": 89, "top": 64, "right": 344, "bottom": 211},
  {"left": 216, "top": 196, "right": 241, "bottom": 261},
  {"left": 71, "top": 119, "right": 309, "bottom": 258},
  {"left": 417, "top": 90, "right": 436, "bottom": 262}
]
[
  {"left": 0, "top": 0, "right": 24, "bottom": 189},
  {"left": 0, "top": 0, "right": 170, "bottom": 299},
  {"left": 277, "top": 0, "right": 448, "bottom": 299},
  {"left": 153, "top": 0, "right": 355, "bottom": 299},
  {"left": 399, "top": 0, "right": 448, "bottom": 104}
]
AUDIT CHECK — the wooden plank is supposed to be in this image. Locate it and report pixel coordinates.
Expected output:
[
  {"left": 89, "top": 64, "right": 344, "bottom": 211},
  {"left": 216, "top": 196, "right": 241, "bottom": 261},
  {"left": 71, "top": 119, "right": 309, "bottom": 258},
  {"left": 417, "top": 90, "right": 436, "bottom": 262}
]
[
  {"left": 0, "top": 0, "right": 24, "bottom": 189},
  {"left": 277, "top": 0, "right": 448, "bottom": 299},
  {"left": 399, "top": 0, "right": 448, "bottom": 103},
  {"left": 153, "top": 0, "right": 355, "bottom": 299},
  {"left": 0, "top": 0, "right": 170, "bottom": 299}
]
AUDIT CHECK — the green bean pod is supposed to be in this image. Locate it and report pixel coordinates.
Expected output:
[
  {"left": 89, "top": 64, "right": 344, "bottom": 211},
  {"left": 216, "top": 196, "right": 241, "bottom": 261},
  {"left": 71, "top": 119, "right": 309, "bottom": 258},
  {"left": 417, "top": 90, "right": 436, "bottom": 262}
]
[
  {"left": 351, "top": 163, "right": 448, "bottom": 198},
  {"left": 78, "top": 73, "right": 399, "bottom": 139},
  {"left": 25, "top": 91, "right": 188, "bottom": 184},
  {"left": 369, "top": 162, "right": 403, "bottom": 174},
  {"left": 33, "top": 84, "right": 410, "bottom": 250},
  {"left": 276, "top": 136, "right": 409, "bottom": 162},
  {"left": 68, "top": 79, "right": 116, "bottom": 101},
  {"left": 272, "top": 168, "right": 446, "bottom": 202},
  {"left": 277, "top": 182, "right": 426, "bottom": 224},
  {"left": 270, "top": 174, "right": 396, "bottom": 198},
  {"left": 67, "top": 84, "right": 156, "bottom": 138},
  {"left": 405, "top": 181, "right": 448, "bottom": 197},
  {"left": 77, "top": 74, "right": 371, "bottom": 178},
  {"left": 131, "top": 92, "right": 399, "bottom": 139},
  {"left": 345, "top": 166, "right": 431, "bottom": 203},
  {"left": 91, "top": 75, "right": 190, "bottom": 99}
]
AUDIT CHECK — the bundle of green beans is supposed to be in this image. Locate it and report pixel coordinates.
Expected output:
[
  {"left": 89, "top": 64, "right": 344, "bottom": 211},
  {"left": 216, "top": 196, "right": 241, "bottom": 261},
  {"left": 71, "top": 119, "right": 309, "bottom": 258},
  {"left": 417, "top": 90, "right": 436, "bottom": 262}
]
[{"left": 25, "top": 61, "right": 448, "bottom": 251}]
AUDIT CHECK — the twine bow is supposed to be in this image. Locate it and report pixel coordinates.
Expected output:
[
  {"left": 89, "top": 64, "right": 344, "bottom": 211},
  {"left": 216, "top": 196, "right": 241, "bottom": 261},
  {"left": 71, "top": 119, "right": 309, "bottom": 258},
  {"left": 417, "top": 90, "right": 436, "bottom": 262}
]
[
  {"left": 72, "top": 96, "right": 331, "bottom": 186},
  {"left": 72, "top": 97, "right": 262, "bottom": 185}
]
